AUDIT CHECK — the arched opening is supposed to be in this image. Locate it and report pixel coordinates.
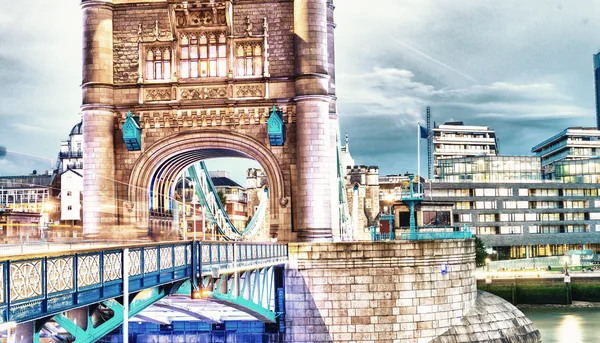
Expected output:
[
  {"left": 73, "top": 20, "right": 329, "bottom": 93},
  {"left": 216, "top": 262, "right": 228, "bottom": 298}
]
[{"left": 127, "top": 130, "right": 289, "bottom": 241}]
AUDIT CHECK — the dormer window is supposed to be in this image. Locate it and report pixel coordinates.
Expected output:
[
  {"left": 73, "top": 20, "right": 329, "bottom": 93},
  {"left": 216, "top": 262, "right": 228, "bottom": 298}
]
[
  {"left": 180, "top": 33, "right": 227, "bottom": 78},
  {"left": 145, "top": 47, "right": 171, "bottom": 80}
]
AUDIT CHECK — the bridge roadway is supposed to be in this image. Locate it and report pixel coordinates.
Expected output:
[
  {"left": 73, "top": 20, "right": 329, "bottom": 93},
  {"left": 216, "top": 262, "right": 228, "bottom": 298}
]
[{"left": 0, "top": 240, "right": 288, "bottom": 342}]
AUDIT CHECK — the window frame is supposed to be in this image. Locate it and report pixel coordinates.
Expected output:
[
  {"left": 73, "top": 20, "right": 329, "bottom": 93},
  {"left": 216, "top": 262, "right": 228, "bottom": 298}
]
[{"left": 143, "top": 45, "right": 173, "bottom": 82}]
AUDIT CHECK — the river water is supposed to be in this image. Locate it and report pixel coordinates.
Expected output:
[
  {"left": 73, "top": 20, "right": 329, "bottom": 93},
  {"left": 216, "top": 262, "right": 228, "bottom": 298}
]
[{"left": 520, "top": 307, "right": 600, "bottom": 343}]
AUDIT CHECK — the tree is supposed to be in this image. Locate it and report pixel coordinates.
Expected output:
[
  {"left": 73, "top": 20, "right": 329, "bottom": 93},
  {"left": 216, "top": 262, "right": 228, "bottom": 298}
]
[
  {"left": 217, "top": 190, "right": 227, "bottom": 206},
  {"left": 475, "top": 235, "right": 489, "bottom": 267}
]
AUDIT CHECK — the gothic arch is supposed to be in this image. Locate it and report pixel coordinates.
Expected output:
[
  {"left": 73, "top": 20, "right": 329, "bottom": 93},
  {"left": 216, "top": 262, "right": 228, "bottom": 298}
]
[{"left": 127, "top": 129, "right": 287, "bottom": 238}]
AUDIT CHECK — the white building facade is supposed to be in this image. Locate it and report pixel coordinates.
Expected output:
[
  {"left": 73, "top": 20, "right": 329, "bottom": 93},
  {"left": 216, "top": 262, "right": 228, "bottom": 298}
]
[
  {"left": 59, "top": 121, "right": 84, "bottom": 223},
  {"left": 433, "top": 122, "right": 498, "bottom": 179}
]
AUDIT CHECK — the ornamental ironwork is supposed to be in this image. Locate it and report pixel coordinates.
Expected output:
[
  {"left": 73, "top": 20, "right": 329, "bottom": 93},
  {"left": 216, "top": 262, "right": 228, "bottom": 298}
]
[
  {"left": 103, "top": 252, "right": 123, "bottom": 282},
  {"left": 202, "top": 245, "right": 211, "bottom": 263},
  {"left": 175, "top": 245, "right": 186, "bottom": 267},
  {"left": 144, "top": 248, "right": 158, "bottom": 273},
  {"left": 47, "top": 257, "right": 74, "bottom": 294},
  {"left": 129, "top": 249, "right": 142, "bottom": 276},
  {"left": 160, "top": 247, "right": 173, "bottom": 270},
  {"left": 78, "top": 255, "right": 100, "bottom": 288},
  {"left": 10, "top": 260, "right": 43, "bottom": 301}
]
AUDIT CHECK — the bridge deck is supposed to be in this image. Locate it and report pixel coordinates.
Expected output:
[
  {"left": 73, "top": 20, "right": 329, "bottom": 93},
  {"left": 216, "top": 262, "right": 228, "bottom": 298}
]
[{"left": 0, "top": 240, "right": 288, "bottom": 324}]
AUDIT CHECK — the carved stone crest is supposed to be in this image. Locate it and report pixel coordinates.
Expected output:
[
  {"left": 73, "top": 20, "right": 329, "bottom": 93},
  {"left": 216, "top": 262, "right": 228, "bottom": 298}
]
[
  {"left": 180, "top": 87, "right": 227, "bottom": 100},
  {"left": 236, "top": 85, "right": 263, "bottom": 98},
  {"left": 145, "top": 88, "right": 172, "bottom": 101}
]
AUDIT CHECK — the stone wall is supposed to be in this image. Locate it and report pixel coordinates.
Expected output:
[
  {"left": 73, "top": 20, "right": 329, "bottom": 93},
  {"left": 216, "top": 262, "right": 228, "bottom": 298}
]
[
  {"left": 233, "top": 1, "right": 295, "bottom": 77},
  {"left": 285, "top": 240, "right": 477, "bottom": 342}
]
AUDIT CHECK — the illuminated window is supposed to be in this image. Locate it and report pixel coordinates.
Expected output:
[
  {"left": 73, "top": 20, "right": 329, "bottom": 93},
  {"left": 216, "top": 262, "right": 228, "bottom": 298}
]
[
  {"left": 145, "top": 47, "right": 171, "bottom": 80},
  {"left": 236, "top": 43, "right": 263, "bottom": 77},
  {"left": 180, "top": 33, "right": 227, "bottom": 78}
]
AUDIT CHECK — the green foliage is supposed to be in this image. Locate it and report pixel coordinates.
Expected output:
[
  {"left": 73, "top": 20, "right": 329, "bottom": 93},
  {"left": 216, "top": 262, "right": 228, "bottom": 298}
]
[
  {"left": 475, "top": 235, "right": 489, "bottom": 267},
  {"left": 217, "top": 190, "right": 227, "bottom": 206}
]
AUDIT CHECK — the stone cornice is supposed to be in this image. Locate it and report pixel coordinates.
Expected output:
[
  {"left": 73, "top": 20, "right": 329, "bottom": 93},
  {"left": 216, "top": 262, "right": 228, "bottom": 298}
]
[{"left": 81, "top": 0, "right": 115, "bottom": 10}]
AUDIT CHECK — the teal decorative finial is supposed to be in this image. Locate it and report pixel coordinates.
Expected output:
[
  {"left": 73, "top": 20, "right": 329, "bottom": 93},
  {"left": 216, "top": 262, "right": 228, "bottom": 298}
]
[{"left": 267, "top": 105, "right": 285, "bottom": 146}]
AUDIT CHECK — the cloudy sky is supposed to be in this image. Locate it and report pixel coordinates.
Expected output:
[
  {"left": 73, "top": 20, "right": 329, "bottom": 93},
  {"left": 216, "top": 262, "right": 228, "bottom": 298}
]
[{"left": 1, "top": 1, "right": 600, "bottom": 181}]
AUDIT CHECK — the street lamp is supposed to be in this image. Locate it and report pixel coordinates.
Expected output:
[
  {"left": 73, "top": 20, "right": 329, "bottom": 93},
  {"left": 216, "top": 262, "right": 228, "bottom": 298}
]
[{"left": 485, "top": 257, "right": 491, "bottom": 272}]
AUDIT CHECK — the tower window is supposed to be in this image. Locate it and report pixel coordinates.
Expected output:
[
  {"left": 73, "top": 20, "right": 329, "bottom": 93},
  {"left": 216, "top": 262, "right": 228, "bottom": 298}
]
[
  {"left": 236, "top": 43, "right": 262, "bottom": 77},
  {"left": 180, "top": 33, "right": 227, "bottom": 78},
  {"left": 145, "top": 47, "right": 171, "bottom": 80}
]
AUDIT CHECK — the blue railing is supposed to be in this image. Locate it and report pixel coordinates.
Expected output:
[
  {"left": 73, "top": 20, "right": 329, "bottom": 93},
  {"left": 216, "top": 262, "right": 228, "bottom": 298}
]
[
  {"left": 199, "top": 242, "right": 288, "bottom": 275},
  {"left": 0, "top": 241, "right": 288, "bottom": 324},
  {"left": 371, "top": 226, "right": 472, "bottom": 241}
]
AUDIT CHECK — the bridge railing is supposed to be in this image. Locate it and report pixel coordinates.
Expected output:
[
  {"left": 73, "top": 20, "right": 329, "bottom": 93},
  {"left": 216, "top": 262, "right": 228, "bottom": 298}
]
[
  {"left": 0, "top": 241, "right": 289, "bottom": 324},
  {"left": 199, "top": 242, "right": 288, "bottom": 274},
  {"left": 0, "top": 241, "right": 192, "bottom": 324},
  {"left": 371, "top": 225, "right": 472, "bottom": 241}
]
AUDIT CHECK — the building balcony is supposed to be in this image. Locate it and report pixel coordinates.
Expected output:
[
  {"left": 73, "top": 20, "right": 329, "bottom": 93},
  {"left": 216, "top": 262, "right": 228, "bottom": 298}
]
[
  {"left": 434, "top": 136, "right": 496, "bottom": 144},
  {"left": 59, "top": 151, "right": 83, "bottom": 159}
]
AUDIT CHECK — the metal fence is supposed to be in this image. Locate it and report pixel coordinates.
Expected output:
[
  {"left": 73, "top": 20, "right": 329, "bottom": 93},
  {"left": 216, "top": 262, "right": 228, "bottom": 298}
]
[{"left": 371, "top": 225, "right": 472, "bottom": 241}]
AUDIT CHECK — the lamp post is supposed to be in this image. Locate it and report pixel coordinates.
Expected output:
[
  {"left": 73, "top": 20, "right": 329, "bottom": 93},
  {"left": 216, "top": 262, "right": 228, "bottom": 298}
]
[
  {"left": 192, "top": 180, "right": 197, "bottom": 241},
  {"left": 485, "top": 257, "right": 491, "bottom": 272}
]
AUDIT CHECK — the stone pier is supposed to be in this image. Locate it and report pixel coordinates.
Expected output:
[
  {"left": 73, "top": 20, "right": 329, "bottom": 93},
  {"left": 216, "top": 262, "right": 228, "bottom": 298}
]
[{"left": 285, "top": 240, "right": 541, "bottom": 343}]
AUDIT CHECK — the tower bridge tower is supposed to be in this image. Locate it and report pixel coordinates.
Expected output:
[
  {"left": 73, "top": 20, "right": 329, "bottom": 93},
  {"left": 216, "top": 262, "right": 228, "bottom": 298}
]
[{"left": 81, "top": 0, "right": 338, "bottom": 242}]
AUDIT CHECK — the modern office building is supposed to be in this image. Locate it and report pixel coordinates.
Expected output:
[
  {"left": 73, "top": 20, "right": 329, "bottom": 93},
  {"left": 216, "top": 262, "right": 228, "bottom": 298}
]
[
  {"left": 430, "top": 180, "right": 600, "bottom": 260},
  {"left": 432, "top": 122, "right": 498, "bottom": 178},
  {"left": 594, "top": 52, "right": 600, "bottom": 129},
  {"left": 553, "top": 158, "right": 600, "bottom": 183},
  {"left": 437, "top": 156, "right": 541, "bottom": 182},
  {"left": 531, "top": 127, "right": 600, "bottom": 179}
]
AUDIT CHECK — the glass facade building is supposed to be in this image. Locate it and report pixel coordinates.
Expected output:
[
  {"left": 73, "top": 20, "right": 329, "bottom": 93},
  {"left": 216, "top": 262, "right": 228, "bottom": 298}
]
[
  {"left": 531, "top": 127, "right": 600, "bottom": 179},
  {"left": 428, "top": 181, "right": 600, "bottom": 260},
  {"left": 437, "top": 156, "right": 541, "bottom": 182},
  {"left": 432, "top": 122, "right": 498, "bottom": 179},
  {"left": 554, "top": 158, "right": 600, "bottom": 183}
]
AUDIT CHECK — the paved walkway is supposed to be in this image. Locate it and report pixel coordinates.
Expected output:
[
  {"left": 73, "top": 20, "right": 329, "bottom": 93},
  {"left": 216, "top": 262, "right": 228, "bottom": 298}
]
[{"left": 0, "top": 240, "right": 152, "bottom": 257}]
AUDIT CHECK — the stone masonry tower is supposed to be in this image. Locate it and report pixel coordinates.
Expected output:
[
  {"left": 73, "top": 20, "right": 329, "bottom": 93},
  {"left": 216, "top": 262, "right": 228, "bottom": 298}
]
[
  {"left": 81, "top": 0, "right": 117, "bottom": 235},
  {"left": 80, "top": 0, "right": 338, "bottom": 242}
]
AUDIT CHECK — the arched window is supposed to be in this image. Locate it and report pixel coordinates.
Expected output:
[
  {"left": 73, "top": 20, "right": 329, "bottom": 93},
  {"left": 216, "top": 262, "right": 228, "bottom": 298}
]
[
  {"left": 180, "top": 33, "right": 227, "bottom": 78},
  {"left": 146, "top": 47, "right": 171, "bottom": 80}
]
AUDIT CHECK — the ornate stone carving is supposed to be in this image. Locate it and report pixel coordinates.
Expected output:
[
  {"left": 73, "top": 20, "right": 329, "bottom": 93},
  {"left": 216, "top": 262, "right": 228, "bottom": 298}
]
[
  {"left": 173, "top": 2, "right": 227, "bottom": 28},
  {"left": 180, "top": 87, "right": 227, "bottom": 100},
  {"left": 236, "top": 85, "right": 264, "bottom": 98},
  {"left": 146, "top": 88, "right": 172, "bottom": 102},
  {"left": 122, "top": 105, "right": 296, "bottom": 129}
]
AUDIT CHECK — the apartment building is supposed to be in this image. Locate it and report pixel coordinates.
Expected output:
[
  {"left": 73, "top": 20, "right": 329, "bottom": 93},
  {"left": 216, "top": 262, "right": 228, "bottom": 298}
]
[{"left": 433, "top": 122, "right": 498, "bottom": 178}]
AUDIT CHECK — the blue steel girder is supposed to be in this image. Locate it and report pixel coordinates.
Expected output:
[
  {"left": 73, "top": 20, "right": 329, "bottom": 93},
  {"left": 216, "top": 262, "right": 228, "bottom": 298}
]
[
  {"left": 0, "top": 242, "right": 193, "bottom": 324},
  {"left": 200, "top": 266, "right": 279, "bottom": 323},
  {"left": 48, "top": 284, "right": 174, "bottom": 343},
  {"left": 1, "top": 241, "right": 288, "bottom": 341}
]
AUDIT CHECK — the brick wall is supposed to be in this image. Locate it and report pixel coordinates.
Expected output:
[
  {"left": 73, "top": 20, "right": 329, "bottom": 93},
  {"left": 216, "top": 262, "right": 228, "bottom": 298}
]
[{"left": 285, "top": 240, "right": 477, "bottom": 342}]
